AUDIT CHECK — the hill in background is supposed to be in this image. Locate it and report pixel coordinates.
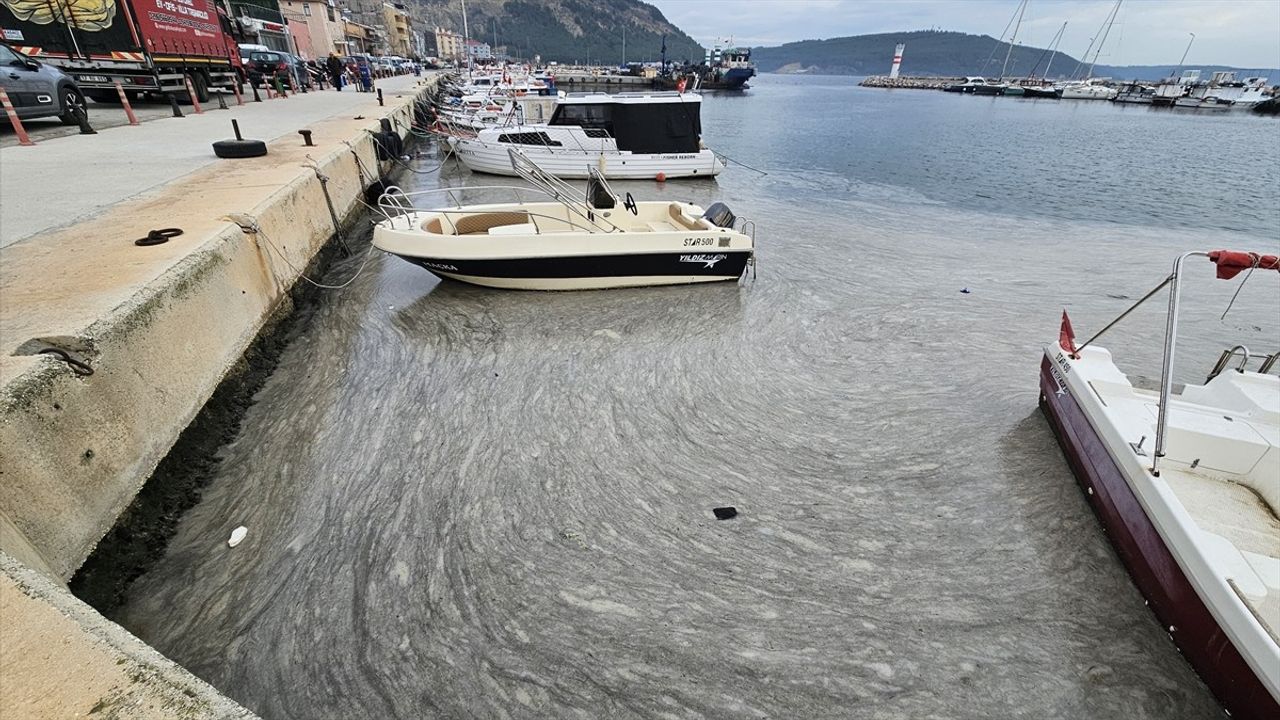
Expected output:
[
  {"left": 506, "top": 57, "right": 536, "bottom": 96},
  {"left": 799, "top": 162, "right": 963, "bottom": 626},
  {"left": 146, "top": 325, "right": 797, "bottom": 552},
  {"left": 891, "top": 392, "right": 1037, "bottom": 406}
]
[
  {"left": 407, "top": 0, "right": 703, "bottom": 64},
  {"left": 751, "top": 30, "right": 1277, "bottom": 82}
]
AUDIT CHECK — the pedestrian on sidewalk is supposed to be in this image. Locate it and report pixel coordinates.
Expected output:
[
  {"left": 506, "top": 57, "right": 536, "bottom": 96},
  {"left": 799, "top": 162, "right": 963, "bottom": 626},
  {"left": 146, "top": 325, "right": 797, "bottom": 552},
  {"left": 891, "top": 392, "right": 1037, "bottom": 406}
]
[{"left": 326, "top": 53, "right": 344, "bottom": 91}]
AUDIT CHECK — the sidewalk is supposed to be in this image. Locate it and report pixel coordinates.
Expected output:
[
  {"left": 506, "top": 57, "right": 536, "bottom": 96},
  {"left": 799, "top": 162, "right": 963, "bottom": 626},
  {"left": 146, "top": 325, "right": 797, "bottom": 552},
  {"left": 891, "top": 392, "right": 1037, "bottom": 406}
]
[{"left": 0, "top": 75, "right": 424, "bottom": 248}]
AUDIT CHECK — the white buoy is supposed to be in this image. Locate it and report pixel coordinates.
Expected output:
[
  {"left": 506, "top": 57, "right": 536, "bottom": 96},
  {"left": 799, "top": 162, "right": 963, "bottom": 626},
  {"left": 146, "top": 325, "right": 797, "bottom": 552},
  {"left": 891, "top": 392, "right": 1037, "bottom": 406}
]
[
  {"left": 228, "top": 526, "right": 248, "bottom": 548},
  {"left": 889, "top": 43, "right": 905, "bottom": 79}
]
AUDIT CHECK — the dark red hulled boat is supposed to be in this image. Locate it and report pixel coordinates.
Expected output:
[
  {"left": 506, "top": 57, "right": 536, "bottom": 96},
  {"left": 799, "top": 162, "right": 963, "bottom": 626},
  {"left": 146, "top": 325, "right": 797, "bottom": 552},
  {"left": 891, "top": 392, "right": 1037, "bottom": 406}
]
[{"left": 1040, "top": 250, "right": 1280, "bottom": 719}]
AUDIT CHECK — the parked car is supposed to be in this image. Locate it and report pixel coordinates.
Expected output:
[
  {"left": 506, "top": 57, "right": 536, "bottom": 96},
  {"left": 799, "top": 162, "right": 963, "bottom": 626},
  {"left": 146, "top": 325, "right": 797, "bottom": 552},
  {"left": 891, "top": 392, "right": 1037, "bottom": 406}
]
[
  {"left": 246, "top": 50, "right": 309, "bottom": 90},
  {"left": 0, "top": 41, "right": 86, "bottom": 125}
]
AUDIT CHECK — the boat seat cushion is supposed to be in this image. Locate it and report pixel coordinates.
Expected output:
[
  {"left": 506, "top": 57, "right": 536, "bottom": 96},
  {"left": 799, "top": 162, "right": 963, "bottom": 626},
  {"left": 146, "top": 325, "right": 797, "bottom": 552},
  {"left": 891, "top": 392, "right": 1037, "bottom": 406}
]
[
  {"left": 488, "top": 222, "right": 538, "bottom": 236},
  {"left": 668, "top": 204, "right": 707, "bottom": 230},
  {"left": 454, "top": 211, "right": 532, "bottom": 235},
  {"left": 646, "top": 221, "right": 677, "bottom": 232}
]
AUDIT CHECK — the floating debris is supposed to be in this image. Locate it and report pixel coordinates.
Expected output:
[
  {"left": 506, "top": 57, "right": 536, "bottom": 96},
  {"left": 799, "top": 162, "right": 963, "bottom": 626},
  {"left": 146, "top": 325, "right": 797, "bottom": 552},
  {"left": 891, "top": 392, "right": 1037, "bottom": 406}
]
[
  {"left": 228, "top": 526, "right": 248, "bottom": 548},
  {"left": 713, "top": 506, "right": 738, "bottom": 520}
]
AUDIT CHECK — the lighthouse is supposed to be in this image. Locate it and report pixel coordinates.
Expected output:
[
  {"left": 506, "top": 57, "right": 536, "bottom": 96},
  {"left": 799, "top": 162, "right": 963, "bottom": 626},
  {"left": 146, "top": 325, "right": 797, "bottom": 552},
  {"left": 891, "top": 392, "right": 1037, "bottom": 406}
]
[{"left": 889, "top": 43, "right": 905, "bottom": 78}]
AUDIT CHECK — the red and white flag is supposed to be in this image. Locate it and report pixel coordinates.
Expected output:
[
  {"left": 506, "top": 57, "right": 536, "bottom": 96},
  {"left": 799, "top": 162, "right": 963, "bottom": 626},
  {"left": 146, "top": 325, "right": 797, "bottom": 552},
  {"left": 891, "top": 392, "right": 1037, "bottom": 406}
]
[{"left": 1059, "top": 310, "right": 1078, "bottom": 356}]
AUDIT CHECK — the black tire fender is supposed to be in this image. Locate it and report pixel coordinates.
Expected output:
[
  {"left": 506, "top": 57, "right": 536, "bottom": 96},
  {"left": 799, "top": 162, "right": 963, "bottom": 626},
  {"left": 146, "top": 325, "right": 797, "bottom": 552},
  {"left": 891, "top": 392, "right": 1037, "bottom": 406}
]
[{"left": 212, "top": 138, "right": 268, "bottom": 158}]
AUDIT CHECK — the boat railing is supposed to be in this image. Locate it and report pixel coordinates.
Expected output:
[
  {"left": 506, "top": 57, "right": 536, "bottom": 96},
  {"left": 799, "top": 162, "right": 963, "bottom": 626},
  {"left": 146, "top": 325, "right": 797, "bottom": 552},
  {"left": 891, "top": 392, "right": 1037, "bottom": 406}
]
[
  {"left": 1070, "top": 249, "right": 1279, "bottom": 477},
  {"left": 377, "top": 184, "right": 568, "bottom": 221},
  {"left": 507, "top": 149, "right": 621, "bottom": 233}
]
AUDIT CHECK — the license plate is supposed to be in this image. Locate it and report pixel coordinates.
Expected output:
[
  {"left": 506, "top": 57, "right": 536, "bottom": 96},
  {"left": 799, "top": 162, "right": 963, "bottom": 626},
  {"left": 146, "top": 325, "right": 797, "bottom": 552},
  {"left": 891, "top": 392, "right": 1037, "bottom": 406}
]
[{"left": 77, "top": 75, "right": 110, "bottom": 83}]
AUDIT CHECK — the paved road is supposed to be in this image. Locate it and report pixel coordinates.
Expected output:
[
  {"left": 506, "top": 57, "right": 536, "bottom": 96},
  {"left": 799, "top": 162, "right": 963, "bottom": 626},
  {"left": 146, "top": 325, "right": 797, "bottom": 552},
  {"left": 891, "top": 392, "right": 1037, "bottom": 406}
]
[{"left": 0, "top": 95, "right": 194, "bottom": 148}]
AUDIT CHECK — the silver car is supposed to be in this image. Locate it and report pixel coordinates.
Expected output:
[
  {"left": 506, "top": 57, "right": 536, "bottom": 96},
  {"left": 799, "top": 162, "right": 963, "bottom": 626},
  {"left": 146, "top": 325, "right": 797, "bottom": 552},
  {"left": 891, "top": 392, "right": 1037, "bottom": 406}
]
[{"left": 0, "top": 42, "right": 87, "bottom": 125}]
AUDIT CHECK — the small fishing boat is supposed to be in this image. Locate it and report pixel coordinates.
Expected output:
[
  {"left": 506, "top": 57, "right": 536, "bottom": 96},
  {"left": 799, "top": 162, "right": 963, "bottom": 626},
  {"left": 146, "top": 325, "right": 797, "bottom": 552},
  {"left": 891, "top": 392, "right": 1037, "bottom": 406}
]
[
  {"left": 1040, "top": 249, "right": 1280, "bottom": 720},
  {"left": 372, "top": 151, "right": 755, "bottom": 291},
  {"left": 1113, "top": 82, "right": 1156, "bottom": 104},
  {"left": 449, "top": 91, "right": 724, "bottom": 180}
]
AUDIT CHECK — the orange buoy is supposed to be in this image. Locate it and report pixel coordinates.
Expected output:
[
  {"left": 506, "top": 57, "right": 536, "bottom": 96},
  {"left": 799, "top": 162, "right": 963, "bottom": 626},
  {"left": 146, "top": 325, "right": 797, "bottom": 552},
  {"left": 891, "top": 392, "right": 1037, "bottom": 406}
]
[{"left": 655, "top": 172, "right": 667, "bottom": 182}]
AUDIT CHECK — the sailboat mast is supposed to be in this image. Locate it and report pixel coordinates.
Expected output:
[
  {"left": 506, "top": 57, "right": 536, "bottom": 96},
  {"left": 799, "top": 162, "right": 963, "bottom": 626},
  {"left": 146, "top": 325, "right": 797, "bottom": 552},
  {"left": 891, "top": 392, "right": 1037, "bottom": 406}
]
[
  {"left": 1086, "top": 0, "right": 1123, "bottom": 81},
  {"left": 1000, "top": 0, "right": 1028, "bottom": 80},
  {"left": 460, "top": 0, "right": 471, "bottom": 76},
  {"left": 1043, "top": 21, "right": 1066, "bottom": 79}
]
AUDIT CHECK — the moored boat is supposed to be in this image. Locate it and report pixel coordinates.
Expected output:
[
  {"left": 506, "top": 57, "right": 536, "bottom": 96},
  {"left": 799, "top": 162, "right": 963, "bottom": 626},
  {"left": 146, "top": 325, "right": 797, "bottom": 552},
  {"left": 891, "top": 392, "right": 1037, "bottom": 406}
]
[
  {"left": 373, "top": 151, "right": 754, "bottom": 291},
  {"left": 449, "top": 91, "right": 725, "bottom": 180},
  {"left": 1040, "top": 249, "right": 1280, "bottom": 719}
]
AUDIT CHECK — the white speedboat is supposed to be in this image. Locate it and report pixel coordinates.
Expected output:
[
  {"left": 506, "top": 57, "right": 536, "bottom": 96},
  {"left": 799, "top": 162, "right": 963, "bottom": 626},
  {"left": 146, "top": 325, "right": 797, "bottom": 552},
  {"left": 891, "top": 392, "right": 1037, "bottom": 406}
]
[
  {"left": 372, "top": 151, "right": 754, "bottom": 290},
  {"left": 449, "top": 91, "right": 725, "bottom": 180},
  {"left": 1040, "top": 250, "right": 1280, "bottom": 719}
]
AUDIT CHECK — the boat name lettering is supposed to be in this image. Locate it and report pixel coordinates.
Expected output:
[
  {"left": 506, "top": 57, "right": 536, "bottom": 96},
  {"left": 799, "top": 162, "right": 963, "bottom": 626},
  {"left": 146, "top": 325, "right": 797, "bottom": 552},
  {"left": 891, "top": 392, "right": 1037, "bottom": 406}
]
[
  {"left": 423, "top": 262, "right": 459, "bottom": 272},
  {"left": 679, "top": 254, "right": 727, "bottom": 269},
  {"left": 1048, "top": 363, "right": 1069, "bottom": 396},
  {"left": 1054, "top": 352, "right": 1072, "bottom": 375},
  {"left": 683, "top": 237, "right": 714, "bottom": 247},
  {"left": 660, "top": 154, "right": 697, "bottom": 160}
]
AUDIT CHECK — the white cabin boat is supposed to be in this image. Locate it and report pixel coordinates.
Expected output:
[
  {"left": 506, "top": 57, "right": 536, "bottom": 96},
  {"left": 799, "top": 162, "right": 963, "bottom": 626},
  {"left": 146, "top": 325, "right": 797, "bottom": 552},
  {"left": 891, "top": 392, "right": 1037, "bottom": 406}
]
[
  {"left": 450, "top": 92, "right": 724, "bottom": 180},
  {"left": 373, "top": 151, "right": 753, "bottom": 290},
  {"left": 1059, "top": 78, "right": 1118, "bottom": 100},
  {"left": 1040, "top": 250, "right": 1280, "bottom": 720}
]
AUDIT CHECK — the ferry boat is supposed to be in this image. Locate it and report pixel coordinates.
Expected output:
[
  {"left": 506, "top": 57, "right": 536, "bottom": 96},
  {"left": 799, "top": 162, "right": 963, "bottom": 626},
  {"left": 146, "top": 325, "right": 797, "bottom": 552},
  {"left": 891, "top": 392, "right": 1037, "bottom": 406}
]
[
  {"left": 372, "top": 151, "right": 754, "bottom": 290},
  {"left": 1040, "top": 250, "right": 1280, "bottom": 720},
  {"left": 448, "top": 92, "right": 725, "bottom": 180}
]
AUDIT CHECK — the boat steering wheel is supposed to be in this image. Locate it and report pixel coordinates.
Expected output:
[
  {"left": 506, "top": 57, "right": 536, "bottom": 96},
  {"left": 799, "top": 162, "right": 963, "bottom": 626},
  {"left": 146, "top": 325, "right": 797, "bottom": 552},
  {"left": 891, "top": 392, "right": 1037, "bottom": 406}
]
[{"left": 623, "top": 192, "right": 638, "bottom": 216}]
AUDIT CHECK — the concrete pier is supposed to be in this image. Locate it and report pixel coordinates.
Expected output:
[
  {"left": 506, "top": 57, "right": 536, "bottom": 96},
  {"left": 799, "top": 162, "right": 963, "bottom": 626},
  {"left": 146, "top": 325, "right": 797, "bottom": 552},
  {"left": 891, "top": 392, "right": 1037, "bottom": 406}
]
[{"left": 0, "top": 74, "right": 437, "bottom": 715}]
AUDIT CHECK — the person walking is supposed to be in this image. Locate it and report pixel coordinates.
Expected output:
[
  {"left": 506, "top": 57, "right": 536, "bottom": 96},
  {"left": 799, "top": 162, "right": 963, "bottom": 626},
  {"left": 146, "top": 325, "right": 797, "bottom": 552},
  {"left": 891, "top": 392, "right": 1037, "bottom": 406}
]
[{"left": 326, "top": 53, "right": 344, "bottom": 91}]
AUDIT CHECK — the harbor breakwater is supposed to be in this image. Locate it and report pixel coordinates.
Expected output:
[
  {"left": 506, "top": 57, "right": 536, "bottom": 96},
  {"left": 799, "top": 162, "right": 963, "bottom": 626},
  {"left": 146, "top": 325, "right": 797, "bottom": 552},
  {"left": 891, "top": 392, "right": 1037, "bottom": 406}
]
[
  {"left": 860, "top": 75, "right": 958, "bottom": 90},
  {"left": 0, "top": 77, "right": 437, "bottom": 717}
]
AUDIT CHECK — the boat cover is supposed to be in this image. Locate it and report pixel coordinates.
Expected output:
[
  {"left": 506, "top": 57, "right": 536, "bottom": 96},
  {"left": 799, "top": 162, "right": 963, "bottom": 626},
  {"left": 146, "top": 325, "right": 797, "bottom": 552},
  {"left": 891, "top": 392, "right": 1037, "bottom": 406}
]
[{"left": 1209, "top": 250, "right": 1280, "bottom": 279}]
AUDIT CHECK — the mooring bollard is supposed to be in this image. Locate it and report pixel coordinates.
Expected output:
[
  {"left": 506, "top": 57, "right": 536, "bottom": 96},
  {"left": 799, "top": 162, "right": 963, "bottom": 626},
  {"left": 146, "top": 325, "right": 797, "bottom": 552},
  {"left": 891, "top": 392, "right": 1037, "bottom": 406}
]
[
  {"left": 0, "top": 90, "right": 34, "bottom": 145},
  {"left": 298, "top": 129, "right": 314, "bottom": 146},
  {"left": 183, "top": 75, "right": 203, "bottom": 114},
  {"left": 114, "top": 82, "right": 140, "bottom": 125},
  {"left": 377, "top": 88, "right": 384, "bottom": 106}
]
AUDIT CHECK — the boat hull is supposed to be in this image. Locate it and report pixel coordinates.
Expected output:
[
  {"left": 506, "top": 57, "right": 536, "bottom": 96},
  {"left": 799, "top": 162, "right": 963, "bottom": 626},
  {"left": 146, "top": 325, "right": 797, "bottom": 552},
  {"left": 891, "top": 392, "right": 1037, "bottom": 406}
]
[
  {"left": 453, "top": 139, "right": 724, "bottom": 180},
  {"left": 1038, "top": 355, "right": 1280, "bottom": 720},
  {"left": 1021, "top": 87, "right": 1061, "bottom": 99},
  {"left": 394, "top": 250, "right": 752, "bottom": 290}
]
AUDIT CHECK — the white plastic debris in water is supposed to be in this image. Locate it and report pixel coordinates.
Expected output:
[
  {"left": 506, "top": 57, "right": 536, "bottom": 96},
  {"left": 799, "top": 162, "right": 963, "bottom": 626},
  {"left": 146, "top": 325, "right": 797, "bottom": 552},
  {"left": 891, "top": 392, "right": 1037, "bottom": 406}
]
[{"left": 228, "top": 526, "right": 248, "bottom": 548}]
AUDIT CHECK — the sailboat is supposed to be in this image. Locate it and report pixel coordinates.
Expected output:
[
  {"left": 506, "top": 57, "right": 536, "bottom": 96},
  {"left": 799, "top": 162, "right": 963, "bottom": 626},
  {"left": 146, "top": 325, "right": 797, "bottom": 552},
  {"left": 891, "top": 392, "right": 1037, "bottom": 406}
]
[
  {"left": 972, "top": 0, "right": 1028, "bottom": 95},
  {"left": 1059, "top": 0, "right": 1121, "bottom": 100},
  {"left": 1021, "top": 21, "right": 1067, "bottom": 98}
]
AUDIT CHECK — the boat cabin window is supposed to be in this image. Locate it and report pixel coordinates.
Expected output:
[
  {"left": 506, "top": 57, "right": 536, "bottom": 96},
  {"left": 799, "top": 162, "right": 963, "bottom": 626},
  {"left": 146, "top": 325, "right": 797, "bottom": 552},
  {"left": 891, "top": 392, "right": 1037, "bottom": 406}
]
[
  {"left": 550, "top": 103, "right": 613, "bottom": 130},
  {"left": 497, "top": 131, "right": 562, "bottom": 146}
]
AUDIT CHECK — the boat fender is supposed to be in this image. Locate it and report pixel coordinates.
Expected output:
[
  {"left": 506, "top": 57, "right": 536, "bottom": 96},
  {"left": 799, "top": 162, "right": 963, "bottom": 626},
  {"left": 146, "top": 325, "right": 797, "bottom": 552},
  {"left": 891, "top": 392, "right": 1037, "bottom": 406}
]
[
  {"left": 373, "top": 129, "right": 403, "bottom": 161},
  {"left": 702, "top": 202, "right": 736, "bottom": 229}
]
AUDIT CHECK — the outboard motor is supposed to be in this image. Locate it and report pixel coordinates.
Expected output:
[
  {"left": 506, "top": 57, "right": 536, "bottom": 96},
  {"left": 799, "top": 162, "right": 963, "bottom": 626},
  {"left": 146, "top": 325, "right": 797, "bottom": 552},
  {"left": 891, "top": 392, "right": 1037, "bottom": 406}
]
[
  {"left": 702, "top": 202, "right": 736, "bottom": 229},
  {"left": 586, "top": 175, "right": 616, "bottom": 209}
]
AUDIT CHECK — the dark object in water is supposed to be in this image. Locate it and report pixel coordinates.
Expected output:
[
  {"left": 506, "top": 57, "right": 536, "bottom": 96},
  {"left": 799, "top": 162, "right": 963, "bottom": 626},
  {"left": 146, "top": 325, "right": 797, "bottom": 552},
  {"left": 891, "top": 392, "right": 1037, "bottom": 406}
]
[
  {"left": 1253, "top": 96, "right": 1280, "bottom": 116},
  {"left": 713, "top": 506, "right": 738, "bottom": 520},
  {"left": 960, "top": 288, "right": 971, "bottom": 294}
]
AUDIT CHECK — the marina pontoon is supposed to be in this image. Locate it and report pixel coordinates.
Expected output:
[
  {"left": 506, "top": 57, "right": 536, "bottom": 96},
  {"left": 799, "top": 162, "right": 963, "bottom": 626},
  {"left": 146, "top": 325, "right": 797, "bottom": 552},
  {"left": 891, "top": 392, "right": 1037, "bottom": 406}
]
[
  {"left": 1040, "top": 250, "right": 1280, "bottom": 719},
  {"left": 372, "top": 151, "right": 754, "bottom": 290}
]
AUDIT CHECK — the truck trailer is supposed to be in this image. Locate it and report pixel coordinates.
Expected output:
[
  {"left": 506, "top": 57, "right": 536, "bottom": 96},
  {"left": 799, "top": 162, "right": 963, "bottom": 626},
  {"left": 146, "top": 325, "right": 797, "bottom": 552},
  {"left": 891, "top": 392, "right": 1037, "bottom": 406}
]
[{"left": 0, "top": 0, "right": 242, "bottom": 103}]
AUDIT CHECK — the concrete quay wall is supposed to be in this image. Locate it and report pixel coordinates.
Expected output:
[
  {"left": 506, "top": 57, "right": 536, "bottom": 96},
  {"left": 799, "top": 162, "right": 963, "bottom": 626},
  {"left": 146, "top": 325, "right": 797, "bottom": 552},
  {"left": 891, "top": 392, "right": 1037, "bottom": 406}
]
[{"left": 0, "top": 83, "right": 432, "bottom": 582}]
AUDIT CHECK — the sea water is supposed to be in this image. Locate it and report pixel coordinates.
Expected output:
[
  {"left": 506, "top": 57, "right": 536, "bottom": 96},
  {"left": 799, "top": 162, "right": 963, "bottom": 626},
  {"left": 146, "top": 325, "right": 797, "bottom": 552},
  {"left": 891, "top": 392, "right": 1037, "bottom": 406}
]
[{"left": 112, "top": 73, "right": 1279, "bottom": 719}]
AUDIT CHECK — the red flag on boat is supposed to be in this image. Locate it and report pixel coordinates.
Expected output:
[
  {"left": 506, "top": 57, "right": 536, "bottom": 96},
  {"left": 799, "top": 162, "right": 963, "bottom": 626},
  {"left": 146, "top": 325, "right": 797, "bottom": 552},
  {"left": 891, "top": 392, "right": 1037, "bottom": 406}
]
[
  {"left": 676, "top": 78, "right": 687, "bottom": 93},
  {"left": 1209, "top": 250, "right": 1280, "bottom": 280},
  {"left": 1059, "top": 310, "right": 1078, "bottom": 356}
]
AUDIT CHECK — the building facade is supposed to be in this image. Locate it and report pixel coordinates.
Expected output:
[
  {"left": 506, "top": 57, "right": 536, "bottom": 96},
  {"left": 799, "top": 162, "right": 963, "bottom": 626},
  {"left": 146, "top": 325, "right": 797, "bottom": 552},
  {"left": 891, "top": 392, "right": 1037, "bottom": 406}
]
[
  {"left": 434, "top": 26, "right": 463, "bottom": 61},
  {"left": 381, "top": 3, "right": 412, "bottom": 57},
  {"left": 465, "top": 39, "right": 490, "bottom": 60},
  {"left": 279, "top": 0, "right": 343, "bottom": 59}
]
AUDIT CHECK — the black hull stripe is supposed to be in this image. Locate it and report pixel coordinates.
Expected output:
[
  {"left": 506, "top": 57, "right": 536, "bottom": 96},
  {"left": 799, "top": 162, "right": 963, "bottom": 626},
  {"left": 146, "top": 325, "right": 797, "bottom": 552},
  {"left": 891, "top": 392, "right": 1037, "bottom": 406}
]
[{"left": 394, "top": 251, "right": 751, "bottom": 279}]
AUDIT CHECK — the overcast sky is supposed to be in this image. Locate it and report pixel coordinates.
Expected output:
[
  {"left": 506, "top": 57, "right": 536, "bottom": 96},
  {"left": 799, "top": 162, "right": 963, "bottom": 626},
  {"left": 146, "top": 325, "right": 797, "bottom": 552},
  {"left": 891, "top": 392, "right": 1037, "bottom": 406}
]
[{"left": 649, "top": 0, "right": 1280, "bottom": 69}]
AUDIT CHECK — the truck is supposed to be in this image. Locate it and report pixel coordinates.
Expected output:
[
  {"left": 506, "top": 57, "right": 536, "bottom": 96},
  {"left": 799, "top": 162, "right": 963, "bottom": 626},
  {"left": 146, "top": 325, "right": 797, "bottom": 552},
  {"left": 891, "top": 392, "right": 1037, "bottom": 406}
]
[{"left": 0, "top": 0, "right": 242, "bottom": 104}]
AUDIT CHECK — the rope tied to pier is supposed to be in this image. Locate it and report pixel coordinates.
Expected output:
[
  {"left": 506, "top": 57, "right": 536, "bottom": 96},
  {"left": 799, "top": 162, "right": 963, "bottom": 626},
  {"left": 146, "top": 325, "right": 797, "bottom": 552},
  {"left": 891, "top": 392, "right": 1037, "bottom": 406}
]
[{"left": 224, "top": 213, "right": 377, "bottom": 291}]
